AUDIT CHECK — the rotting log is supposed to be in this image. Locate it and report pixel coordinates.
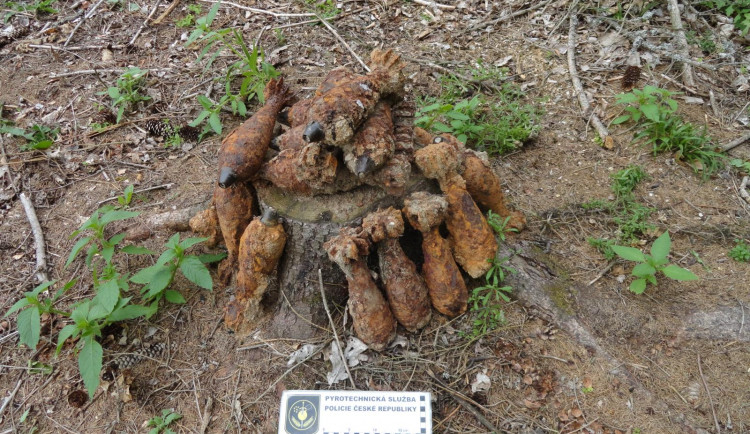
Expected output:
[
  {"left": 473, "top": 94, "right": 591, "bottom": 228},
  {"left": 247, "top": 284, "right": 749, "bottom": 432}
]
[{"left": 251, "top": 176, "right": 435, "bottom": 339}]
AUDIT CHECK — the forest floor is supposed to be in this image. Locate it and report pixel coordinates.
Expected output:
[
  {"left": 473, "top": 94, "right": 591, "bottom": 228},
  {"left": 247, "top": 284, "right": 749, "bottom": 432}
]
[{"left": 1, "top": 0, "right": 750, "bottom": 432}]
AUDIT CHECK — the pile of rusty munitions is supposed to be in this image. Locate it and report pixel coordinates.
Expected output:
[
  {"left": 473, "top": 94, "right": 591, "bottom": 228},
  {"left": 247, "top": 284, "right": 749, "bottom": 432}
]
[{"left": 189, "top": 49, "right": 525, "bottom": 348}]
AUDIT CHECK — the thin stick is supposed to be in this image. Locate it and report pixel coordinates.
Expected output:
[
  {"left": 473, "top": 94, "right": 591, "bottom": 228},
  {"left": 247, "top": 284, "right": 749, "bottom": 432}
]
[
  {"left": 319, "top": 269, "right": 356, "bottom": 389},
  {"left": 667, "top": 0, "right": 695, "bottom": 87},
  {"left": 19, "top": 193, "right": 48, "bottom": 282},
  {"left": 721, "top": 132, "right": 750, "bottom": 152},
  {"left": 152, "top": 0, "right": 180, "bottom": 25},
  {"left": 243, "top": 339, "right": 331, "bottom": 407},
  {"left": 567, "top": 12, "right": 610, "bottom": 142},
  {"left": 199, "top": 397, "right": 213, "bottom": 434},
  {"left": 97, "top": 183, "right": 173, "bottom": 205},
  {"left": 198, "top": 0, "right": 315, "bottom": 18},
  {"left": 740, "top": 177, "right": 750, "bottom": 204},
  {"left": 30, "top": 44, "right": 128, "bottom": 51},
  {"left": 316, "top": 14, "right": 369, "bottom": 72},
  {"left": 64, "top": 0, "right": 106, "bottom": 47},
  {"left": 658, "top": 73, "right": 705, "bottom": 97},
  {"left": 426, "top": 370, "right": 499, "bottom": 432},
  {"left": 467, "top": 0, "right": 553, "bottom": 33},
  {"left": 129, "top": 0, "right": 163, "bottom": 46},
  {"left": 587, "top": 260, "right": 615, "bottom": 286},
  {"left": 697, "top": 355, "right": 721, "bottom": 434},
  {"left": 412, "top": 0, "right": 456, "bottom": 10},
  {"left": 49, "top": 68, "right": 171, "bottom": 78},
  {"left": 0, "top": 379, "right": 23, "bottom": 418}
]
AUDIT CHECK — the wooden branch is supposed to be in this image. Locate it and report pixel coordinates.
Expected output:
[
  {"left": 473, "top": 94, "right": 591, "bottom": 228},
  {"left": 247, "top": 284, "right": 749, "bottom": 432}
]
[
  {"left": 0, "top": 379, "right": 23, "bottom": 418},
  {"left": 152, "top": 0, "right": 180, "bottom": 25},
  {"left": 197, "top": 0, "right": 315, "bottom": 18},
  {"left": 412, "top": 0, "right": 456, "bottom": 10},
  {"left": 319, "top": 269, "right": 356, "bottom": 389},
  {"left": 740, "top": 177, "right": 750, "bottom": 204},
  {"left": 697, "top": 355, "right": 721, "bottom": 434},
  {"left": 721, "top": 132, "right": 750, "bottom": 152},
  {"left": 129, "top": 0, "right": 163, "bottom": 46},
  {"left": 426, "top": 369, "right": 499, "bottom": 432},
  {"left": 19, "top": 193, "right": 48, "bottom": 282},
  {"left": 667, "top": 0, "right": 695, "bottom": 87},
  {"left": 64, "top": 0, "right": 106, "bottom": 47},
  {"left": 467, "top": 0, "right": 553, "bottom": 33},
  {"left": 567, "top": 13, "right": 611, "bottom": 144},
  {"left": 316, "top": 14, "right": 370, "bottom": 72},
  {"left": 97, "top": 183, "right": 173, "bottom": 205}
]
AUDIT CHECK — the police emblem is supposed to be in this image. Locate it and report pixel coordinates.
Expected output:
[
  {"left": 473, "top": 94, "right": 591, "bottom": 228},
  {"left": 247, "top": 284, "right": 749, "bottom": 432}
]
[{"left": 285, "top": 395, "right": 319, "bottom": 434}]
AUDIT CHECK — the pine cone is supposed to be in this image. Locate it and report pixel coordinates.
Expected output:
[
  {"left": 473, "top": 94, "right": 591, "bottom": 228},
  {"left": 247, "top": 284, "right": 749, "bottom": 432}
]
[
  {"left": 144, "top": 119, "right": 174, "bottom": 137},
  {"left": 622, "top": 66, "right": 641, "bottom": 91},
  {"left": 178, "top": 124, "right": 200, "bottom": 142}
]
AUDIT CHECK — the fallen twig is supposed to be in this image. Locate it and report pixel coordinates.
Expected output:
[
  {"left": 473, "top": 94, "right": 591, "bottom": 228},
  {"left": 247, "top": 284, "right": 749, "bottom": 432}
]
[
  {"left": 30, "top": 44, "right": 128, "bottom": 51},
  {"left": 567, "top": 13, "right": 611, "bottom": 145},
  {"left": 467, "top": 0, "right": 553, "bottom": 33},
  {"left": 408, "top": 57, "right": 505, "bottom": 94},
  {"left": 426, "top": 369, "right": 499, "bottom": 432},
  {"left": 19, "top": 192, "right": 48, "bottom": 282},
  {"left": 667, "top": 0, "right": 695, "bottom": 87},
  {"left": 0, "top": 379, "right": 23, "bottom": 419},
  {"left": 316, "top": 14, "right": 369, "bottom": 72},
  {"left": 697, "top": 355, "right": 721, "bottom": 434},
  {"left": 152, "top": 0, "right": 180, "bottom": 25},
  {"left": 198, "top": 0, "right": 315, "bottom": 18},
  {"left": 740, "top": 177, "right": 750, "bottom": 204},
  {"left": 721, "top": 132, "right": 750, "bottom": 152},
  {"left": 319, "top": 269, "right": 356, "bottom": 389},
  {"left": 199, "top": 397, "right": 213, "bottom": 434},
  {"left": 412, "top": 0, "right": 456, "bottom": 10},
  {"left": 129, "top": 0, "right": 163, "bottom": 46},
  {"left": 243, "top": 338, "right": 331, "bottom": 407},
  {"left": 97, "top": 183, "right": 173, "bottom": 205},
  {"left": 64, "top": 0, "right": 106, "bottom": 47},
  {"left": 587, "top": 260, "right": 615, "bottom": 286},
  {"left": 49, "top": 68, "right": 171, "bottom": 78}
]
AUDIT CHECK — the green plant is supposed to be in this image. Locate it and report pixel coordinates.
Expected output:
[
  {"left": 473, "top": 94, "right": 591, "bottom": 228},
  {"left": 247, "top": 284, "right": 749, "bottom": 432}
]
[
  {"left": 700, "top": 0, "right": 750, "bottom": 35},
  {"left": 99, "top": 67, "right": 152, "bottom": 122},
  {"left": 467, "top": 256, "right": 514, "bottom": 338},
  {"left": 587, "top": 237, "right": 616, "bottom": 261},
  {"left": 305, "top": 0, "right": 339, "bottom": 18},
  {"left": 729, "top": 239, "right": 750, "bottom": 262},
  {"left": 613, "top": 86, "right": 724, "bottom": 178},
  {"left": 611, "top": 231, "right": 698, "bottom": 294},
  {"left": 189, "top": 95, "right": 225, "bottom": 137},
  {"left": 609, "top": 165, "right": 647, "bottom": 200},
  {"left": 2, "top": 0, "right": 57, "bottom": 21},
  {"left": 147, "top": 409, "right": 182, "bottom": 434},
  {"left": 730, "top": 158, "right": 750, "bottom": 175},
  {"left": 273, "top": 28, "right": 286, "bottom": 44},
  {"left": 416, "top": 64, "right": 540, "bottom": 156},
  {"left": 1, "top": 123, "right": 59, "bottom": 151},
  {"left": 4, "top": 280, "right": 74, "bottom": 349},
  {"left": 581, "top": 385, "right": 594, "bottom": 394},
  {"left": 486, "top": 211, "right": 518, "bottom": 243},
  {"left": 176, "top": 3, "right": 201, "bottom": 27},
  {"left": 129, "top": 233, "right": 223, "bottom": 308}
]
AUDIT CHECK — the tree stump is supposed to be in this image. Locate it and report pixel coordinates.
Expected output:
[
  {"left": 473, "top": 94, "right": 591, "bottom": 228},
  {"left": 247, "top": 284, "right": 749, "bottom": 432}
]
[{"left": 253, "top": 177, "right": 434, "bottom": 339}]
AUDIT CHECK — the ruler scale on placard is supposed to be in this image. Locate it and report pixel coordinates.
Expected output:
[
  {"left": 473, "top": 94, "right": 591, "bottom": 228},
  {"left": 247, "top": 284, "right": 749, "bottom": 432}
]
[{"left": 279, "top": 390, "right": 432, "bottom": 434}]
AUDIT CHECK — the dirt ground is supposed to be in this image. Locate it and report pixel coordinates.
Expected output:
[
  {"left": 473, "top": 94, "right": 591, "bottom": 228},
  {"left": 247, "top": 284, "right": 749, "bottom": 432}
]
[{"left": 1, "top": 0, "right": 750, "bottom": 433}]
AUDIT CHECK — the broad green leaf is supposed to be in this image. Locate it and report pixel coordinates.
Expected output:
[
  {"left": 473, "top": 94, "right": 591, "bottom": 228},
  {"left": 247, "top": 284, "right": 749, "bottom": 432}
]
[
  {"left": 18, "top": 307, "right": 41, "bottom": 349},
  {"left": 198, "top": 252, "right": 227, "bottom": 264},
  {"left": 4, "top": 298, "right": 31, "bottom": 317},
  {"left": 611, "top": 115, "right": 631, "bottom": 125},
  {"left": 640, "top": 104, "right": 660, "bottom": 122},
  {"left": 196, "top": 95, "right": 213, "bottom": 110},
  {"left": 209, "top": 113, "right": 222, "bottom": 135},
  {"left": 100, "top": 209, "right": 139, "bottom": 226},
  {"left": 631, "top": 262, "right": 656, "bottom": 278},
  {"left": 79, "top": 337, "right": 103, "bottom": 399},
  {"left": 156, "top": 249, "right": 177, "bottom": 266},
  {"left": 66, "top": 237, "right": 92, "bottom": 267},
  {"left": 445, "top": 111, "right": 470, "bottom": 121},
  {"left": 70, "top": 301, "right": 91, "bottom": 324},
  {"left": 28, "top": 280, "right": 56, "bottom": 297},
  {"left": 661, "top": 265, "right": 698, "bottom": 281},
  {"left": 179, "top": 237, "right": 208, "bottom": 249},
  {"left": 611, "top": 245, "right": 646, "bottom": 262},
  {"left": 107, "top": 87, "right": 120, "bottom": 99},
  {"left": 120, "top": 245, "right": 154, "bottom": 255},
  {"left": 179, "top": 256, "right": 213, "bottom": 290},
  {"left": 420, "top": 103, "right": 442, "bottom": 113},
  {"left": 94, "top": 279, "right": 120, "bottom": 314},
  {"left": 101, "top": 244, "right": 115, "bottom": 264},
  {"left": 164, "top": 290, "right": 187, "bottom": 304},
  {"left": 56, "top": 324, "right": 79, "bottom": 354},
  {"left": 650, "top": 232, "right": 671, "bottom": 261},
  {"left": 629, "top": 278, "right": 647, "bottom": 294},
  {"left": 205, "top": 0, "right": 220, "bottom": 25},
  {"left": 615, "top": 93, "right": 638, "bottom": 104},
  {"left": 108, "top": 233, "right": 127, "bottom": 246},
  {"left": 142, "top": 266, "right": 175, "bottom": 299},
  {"left": 108, "top": 304, "right": 152, "bottom": 322},
  {"left": 31, "top": 140, "right": 53, "bottom": 150},
  {"left": 130, "top": 264, "right": 163, "bottom": 284},
  {"left": 190, "top": 110, "right": 210, "bottom": 127},
  {"left": 433, "top": 122, "right": 452, "bottom": 133}
]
